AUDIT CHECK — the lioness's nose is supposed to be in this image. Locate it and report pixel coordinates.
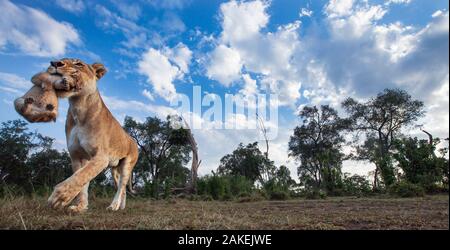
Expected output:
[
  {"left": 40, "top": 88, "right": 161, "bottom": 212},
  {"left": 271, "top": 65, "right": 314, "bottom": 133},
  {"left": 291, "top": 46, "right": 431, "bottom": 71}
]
[{"left": 51, "top": 61, "right": 65, "bottom": 68}]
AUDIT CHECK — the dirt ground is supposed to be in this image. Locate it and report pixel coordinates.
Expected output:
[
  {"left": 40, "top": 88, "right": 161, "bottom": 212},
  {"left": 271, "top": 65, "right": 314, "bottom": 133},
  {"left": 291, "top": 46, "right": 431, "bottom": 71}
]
[{"left": 0, "top": 195, "right": 448, "bottom": 230}]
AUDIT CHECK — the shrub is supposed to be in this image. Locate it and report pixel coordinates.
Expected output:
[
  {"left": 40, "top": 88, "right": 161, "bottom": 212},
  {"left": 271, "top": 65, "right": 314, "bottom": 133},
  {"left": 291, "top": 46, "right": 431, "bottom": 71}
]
[
  {"left": 304, "top": 189, "right": 327, "bottom": 200},
  {"left": 0, "top": 184, "right": 27, "bottom": 198},
  {"left": 262, "top": 178, "right": 292, "bottom": 200},
  {"left": 342, "top": 174, "right": 372, "bottom": 196},
  {"left": 389, "top": 181, "right": 425, "bottom": 198},
  {"left": 269, "top": 190, "right": 290, "bottom": 200},
  {"left": 200, "top": 195, "right": 213, "bottom": 201},
  {"left": 422, "top": 183, "right": 449, "bottom": 194},
  {"left": 33, "top": 185, "right": 53, "bottom": 197},
  {"left": 228, "top": 175, "right": 253, "bottom": 196},
  {"left": 236, "top": 192, "right": 266, "bottom": 203},
  {"left": 196, "top": 175, "right": 254, "bottom": 200}
]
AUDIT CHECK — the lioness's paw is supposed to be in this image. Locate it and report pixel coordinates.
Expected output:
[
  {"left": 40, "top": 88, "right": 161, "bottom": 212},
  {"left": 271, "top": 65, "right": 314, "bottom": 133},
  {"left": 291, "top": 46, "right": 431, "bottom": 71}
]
[
  {"left": 106, "top": 201, "right": 121, "bottom": 211},
  {"left": 48, "top": 183, "right": 78, "bottom": 210},
  {"left": 67, "top": 204, "right": 88, "bottom": 214}
]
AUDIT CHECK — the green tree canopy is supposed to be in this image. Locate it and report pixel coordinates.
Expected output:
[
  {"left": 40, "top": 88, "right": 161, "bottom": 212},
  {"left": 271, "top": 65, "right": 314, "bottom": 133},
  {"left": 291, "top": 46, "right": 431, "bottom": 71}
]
[
  {"left": 123, "top": 116, "right": 191, "bottom": 198},
  {"left": 217, "top": 142, "right": 275, "bottom": 184},
  {"left": 342, "top": 88, "right": 425, "bottom": 187},
  {"left": 289, "top": 105, "right": 349, "bottom": 192}
]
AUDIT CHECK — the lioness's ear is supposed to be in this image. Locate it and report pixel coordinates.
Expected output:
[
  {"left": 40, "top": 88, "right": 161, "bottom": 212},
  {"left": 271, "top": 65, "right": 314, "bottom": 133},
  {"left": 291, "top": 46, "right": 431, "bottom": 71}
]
[{"left": 91, "top": 63, "right": 107, "bottom": 80}]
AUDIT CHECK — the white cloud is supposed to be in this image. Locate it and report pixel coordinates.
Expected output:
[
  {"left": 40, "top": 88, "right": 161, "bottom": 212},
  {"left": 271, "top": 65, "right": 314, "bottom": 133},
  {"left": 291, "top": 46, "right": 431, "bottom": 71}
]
[
  {"left": 326, "top": 1, "right": 387, "bottom": 40},
  {"left": 95, "top": 4, "right": 157, "bottom": 50},
  {"left": 102, "top": 94, "right": 177, "bottom": 121},
  {"left": 299, "top": 2, "right": 449, "bottom": 99},
  {"left": 286, "top": 1, "right": 449, "bottom": 177},
  {"left": 164, "top": 43, "right": 192, "bottom": 73},
  {"left": 299, "top": 8, "right": 313, "bottom": 18},
  {"left": 138, "top": 48, "right": 179, "bottom": 101},
  {"left": 385, "top": 0, "right": 412, "bottom": 6},
  {"left": 0, "top": 72, "right": 30, "bottom": 91},
  {"left": 220, "top": 0, "right": 269, "bottom": 43},
  {"left": 206, "top": 45, "right": 242, "bottom": 87},
  {"left": 432, "top": 9, "right": 444, "bottom": 18},
  {"left": 55, "top": 0, "right": 85, "bottom": 14},
  {"left": 239, "top": 74, "right": 257, "bottom": 96},
  {"left": 325, "top": 0, "right": 355, "bottom": 18},
  {"left": 373, "top": 23, "right": 416, "bottom": 62},
  {"left": 138, "top": 43, "right": 192, "bottom": 101},
  {"left": 142, "top": 89, "right": 155, "bottom": 101},
  {"left": 207, "top": 0, "right": 302, "bottom": 107},
  {"left": 0, "top": 0, "right": 80, "bottom": 57},
  {"left": 110, "top": 0, "right": 141, "bottom": 20}
]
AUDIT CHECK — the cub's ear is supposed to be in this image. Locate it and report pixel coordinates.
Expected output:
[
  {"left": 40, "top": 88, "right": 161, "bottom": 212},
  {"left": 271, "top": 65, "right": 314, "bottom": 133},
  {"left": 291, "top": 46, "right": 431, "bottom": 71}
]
[{"left": 91, "top": 63, "right": 107, "bottom": 80}]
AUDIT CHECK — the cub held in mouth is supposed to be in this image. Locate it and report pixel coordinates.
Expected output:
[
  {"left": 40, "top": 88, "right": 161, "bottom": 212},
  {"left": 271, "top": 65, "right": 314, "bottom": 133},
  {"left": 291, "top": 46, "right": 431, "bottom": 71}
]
[{"left": 13, "top": 72, "right": 64, "bottom": 123}]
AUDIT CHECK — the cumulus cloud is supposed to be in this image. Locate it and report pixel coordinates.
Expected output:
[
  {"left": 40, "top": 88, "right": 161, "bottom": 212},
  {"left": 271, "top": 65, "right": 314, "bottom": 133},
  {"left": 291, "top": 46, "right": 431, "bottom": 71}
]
[
  {"left": 207, "top": 0, "right": 302, "bottom": 107},
  {"left": 0, "top": 0, "right": 80, "bottom": 57},
  {"left": 102, "top": 94, "right": 177, "bottom": 122},
  {"left": 138, "top": 48, "right": 179, "bottom": 101},
  {"left": 296, "top": 0, "right": 449, "bottom": 144},
  {"left": 206, "top": 45, "right": 242, "bottom": 87},
  {"left": 239, "top": 74, "right": 257, "bottom": 96},
  {"left": 138, "top": 43, "right": 192, "bottom": 101},
  {"left": 201, "top": 0, "right": 448, "bottom": 178},
  {"left": 325, "top": 0, "right": 387, "bottom": 40},
  {"left": 325, "top": 0, "right": 355, "bottom": 18},
  {"left": 298, "top": 2, "right": 448, "bottom": 98},
  {"left": 164, "top": 43, "right": 193, "bottom": 74}
]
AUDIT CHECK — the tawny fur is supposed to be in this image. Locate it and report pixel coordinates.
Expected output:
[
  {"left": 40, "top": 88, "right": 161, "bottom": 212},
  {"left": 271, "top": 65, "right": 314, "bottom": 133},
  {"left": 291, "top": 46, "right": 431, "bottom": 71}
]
[
  {"left": 14, "top": 72, "right": 61, "bottom": 123},
  {"left": 44, "top": 58, "right": 139, "bottom": 212}
]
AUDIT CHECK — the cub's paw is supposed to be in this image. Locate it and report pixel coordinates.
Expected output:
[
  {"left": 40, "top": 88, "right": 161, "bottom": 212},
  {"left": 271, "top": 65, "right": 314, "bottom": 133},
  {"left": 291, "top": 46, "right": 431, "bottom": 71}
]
[{"left": 60, "top": 77, "right": 72, "bottom": 91}]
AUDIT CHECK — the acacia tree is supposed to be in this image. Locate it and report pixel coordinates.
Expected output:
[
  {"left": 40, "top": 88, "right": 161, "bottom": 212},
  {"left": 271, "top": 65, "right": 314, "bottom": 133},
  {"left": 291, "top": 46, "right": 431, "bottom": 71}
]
[
  {"left": 0, "top": 120, "right": 35, "bottom": 189},
  {"left": 342, "top": 89, "right": 425, "bottom": 187},
  {"left": 288, "top": 105, "right": 349, "bottom": 192},
  {"left": 123, "top": 116, "right": 191, "bottom": 198},
  {"left": 27, "top": 135, "right": 72, "bottom": 191},
  {"left": 217, "top": 142, "right": 275, "bottom": 184},
  {"left": 0, "top": 120, "right": 72, "bottom": 194},
  {"left": 393, "top": 133, "right": 447, "bottom": 189}
]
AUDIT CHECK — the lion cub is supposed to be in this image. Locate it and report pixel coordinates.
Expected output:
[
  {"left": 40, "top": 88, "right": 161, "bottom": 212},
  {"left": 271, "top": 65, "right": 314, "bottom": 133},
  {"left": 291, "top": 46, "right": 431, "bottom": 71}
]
[
  {"left": 14, "top": 72, "right": 62, "bottom": 123},
  {"left": 32, "top": 71, "right": 77, "bottom": 92}
]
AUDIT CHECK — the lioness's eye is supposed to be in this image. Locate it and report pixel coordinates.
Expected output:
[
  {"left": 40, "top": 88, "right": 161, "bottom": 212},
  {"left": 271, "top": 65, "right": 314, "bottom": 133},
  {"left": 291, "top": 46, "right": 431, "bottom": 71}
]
[{"left": 75, "top": 62, "right": 83, "bottom": 67}]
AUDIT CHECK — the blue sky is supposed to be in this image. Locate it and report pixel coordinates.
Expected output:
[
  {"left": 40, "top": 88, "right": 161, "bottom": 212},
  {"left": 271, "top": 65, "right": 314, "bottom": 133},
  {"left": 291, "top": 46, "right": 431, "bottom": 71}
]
[{"left": 0, "top": 0, "right": 448, "bottom": 178}]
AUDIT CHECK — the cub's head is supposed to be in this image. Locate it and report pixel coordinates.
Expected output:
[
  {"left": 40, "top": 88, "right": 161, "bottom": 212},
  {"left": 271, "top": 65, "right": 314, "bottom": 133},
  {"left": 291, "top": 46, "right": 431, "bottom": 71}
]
[{"left": 47, "top": 58, "right": 107, "bottom": 97}]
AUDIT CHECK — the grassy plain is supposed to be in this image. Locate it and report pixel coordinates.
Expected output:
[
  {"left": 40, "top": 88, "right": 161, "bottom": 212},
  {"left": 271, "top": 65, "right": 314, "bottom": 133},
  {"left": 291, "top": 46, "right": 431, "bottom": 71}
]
[{"left": 0, "top": 195, "right": 447, "bottom": 230}]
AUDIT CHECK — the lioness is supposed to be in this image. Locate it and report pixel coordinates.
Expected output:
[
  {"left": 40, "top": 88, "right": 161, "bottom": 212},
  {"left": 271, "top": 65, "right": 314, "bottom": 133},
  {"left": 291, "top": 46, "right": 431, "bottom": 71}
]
[{"left": 46, "top": 58, "right": 139, "bottom": 212}]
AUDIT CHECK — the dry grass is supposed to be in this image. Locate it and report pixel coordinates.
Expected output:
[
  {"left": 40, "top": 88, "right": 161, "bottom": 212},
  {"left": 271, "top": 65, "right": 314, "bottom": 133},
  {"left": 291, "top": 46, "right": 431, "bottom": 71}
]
[{"left": 0, "top": 195, "right": 448, "bottom": 230}]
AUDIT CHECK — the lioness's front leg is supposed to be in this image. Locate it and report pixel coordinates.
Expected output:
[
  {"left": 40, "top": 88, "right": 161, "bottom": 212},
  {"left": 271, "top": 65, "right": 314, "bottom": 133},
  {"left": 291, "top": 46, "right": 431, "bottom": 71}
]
[
  {"left": 48, "top": 156, "right": 108, "bottom": 210},
  {"left": 67, "top": 159, "right": 90, "bottom": 213}
]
